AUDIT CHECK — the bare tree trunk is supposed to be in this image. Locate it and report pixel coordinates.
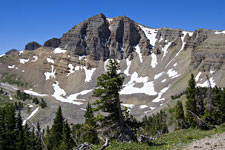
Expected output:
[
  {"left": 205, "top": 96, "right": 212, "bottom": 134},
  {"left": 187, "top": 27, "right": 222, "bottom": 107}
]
[{"left": 116, "top": 96, "right": 137, "bottom": 141}]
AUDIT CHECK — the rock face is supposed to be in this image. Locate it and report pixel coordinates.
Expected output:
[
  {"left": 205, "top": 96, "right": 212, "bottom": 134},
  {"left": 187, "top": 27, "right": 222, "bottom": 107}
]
[
  {"left": 25, "top": 41, "right": 42, "bottom": 50},
  {"left": 59, "top": 13, "right": 151, "bottom": 60},
  {"left": 5, "top": 49, "right": 19, "bottom": 55},
  {"left": 44, "top": 38, "right": 61, "bottom": 48}
]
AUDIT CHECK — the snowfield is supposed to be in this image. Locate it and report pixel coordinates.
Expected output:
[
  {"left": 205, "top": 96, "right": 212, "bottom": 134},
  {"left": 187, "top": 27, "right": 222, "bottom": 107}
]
[
  {"left": 47, "top": 57, "right": 54, "bottom": 64},
  {"left": 120, "top": 72, "right": 157, "bottom": 96},
  {"left": 67, "top": 64, "right": 75, "bottom": 76},
  {"left": 52, "top": 47, "right": 67, "bottom": 54},
  {"left": 197, "top": 77, "right": 216, "bottom": 88},
  {"left": 44, "top": 65, "right": 56, "bottom": 80},
  {"left": 151, "top": 53, "right": 158, "bottom": 68},
  {"left": 22, "top": 107, "right": 39, "bottom": 126},
  {"left": 135, "top": 45, "right": 143, "bottom": 63},
  {"left": 84, "top": 67, "right": 96, "bottom": 82},
  {"left": 152, "top": 85, "right": 170, "bottom": 102},
  {"left": 195, "top": 72, "right": 202, "bottom": 81},
  {"left": 52, "top": 81, "right": 92, "bottom": 105},
  {"left": 139, "top": 25, "right": 158, "bottom": 46},
  {"left": 31, "top": 56, "right": 38, "bottom": 62},
  {"left": 124, "top": 58, "right": 131, "bottom": 76},
  {"left": 24, "top": 89, "right": 48, "bottom": 97},
  {"left": 20, "top": 58, "right": 29, "bottom": 64}
]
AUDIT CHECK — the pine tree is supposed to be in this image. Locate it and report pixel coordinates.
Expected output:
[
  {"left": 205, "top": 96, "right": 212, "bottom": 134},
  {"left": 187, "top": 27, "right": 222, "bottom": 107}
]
[
  {"left": 4, "top": 104, "right": 17, "bottom": 150},
  {"left": 16, "top": 111, "right": 25, "bottom": 150},
  {"left": 185, "top": 73, "right": 197, "bottom": 127},
  {"left": 220, "top": 90, "right": 225, "bottom": 121},
  {"left": 48, "top": 106, "right": 64, "bottom": 149},
  {"left": 0, "top": 107, "right": 6, "bottom": 150},
  {"left": 93, "top": 59, "right": 137, "bottom": 141},
  {"left": 175, "top": 101, "right": 186, "bottom": 129}
]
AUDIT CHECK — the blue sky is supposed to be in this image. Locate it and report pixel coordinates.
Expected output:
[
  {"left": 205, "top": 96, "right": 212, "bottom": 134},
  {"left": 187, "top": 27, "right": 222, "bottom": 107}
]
[{"left": 0, "top": 0, "right": 225, "bottom": 54}]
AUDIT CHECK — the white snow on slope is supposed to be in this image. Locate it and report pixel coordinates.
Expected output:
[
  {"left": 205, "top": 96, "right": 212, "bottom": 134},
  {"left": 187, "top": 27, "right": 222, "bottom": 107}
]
[
  {"left": 106, "top": 18, "right": 113, "bottom": 23},
  {"left": 152, "top": 85, "right": 170, "bottom": 102},
  {"left": 67, "top": 64, "right": 75, "bottom": 76},
  {"left": 84, "top": 67, "right": 96, "bottom": 82},
  {"left": 24, "top": 89, "right": 48, "bottom": 97},
  {"left": 195, "top": 72, "right": 202, "bottom": 81},
  {"left": 31, "top": 56, "right": 38, "bottom": 62},
  {"left": 139, "top": 105, "right": 148, "bottom": 109},
  {"left": 197, "top": 77, "right": 216, "bottom": 88},
  {"left": 151, "top": 53, "right": 158, "bottom": 68},
  {"left": 22, "top": 107, "right": 39, "bottom": 126},
  {"left": 52, "top": 81, "right": 92, "bottom": 105},
  {"left": 0, "top": 54, "right": 5, "bottom": 57},
  {"left": 165, "top": 31, "right": 193, "bottom": 68},
  {"left": 210, "top": 70, "right": 215, "bottom": 74},
  {"left": 215, "top": 30, "right": 225, "bottom": 34},
  {"left": 124, "top": 58, "right": 131, "bottom": 76},
  {"left": 52, "top": 47, "right": 67, "bottom": 54},
  {"left": 154, "top": 72, "right": 164, "bottom": 80},
  {"left": 135, "top": 45, "right": 143, "bottom": 63},
  {"left": 8, "top": 65, "right": 15, "bottom": 69},
  {"left": 139, "top": 25, "right": 158, "bottom": 46},
  {"left": 121, "top": 104, "right": 135, "bottom": 108},
  {"left": 120, "top": 72, "right": 157, "bottom": 96},
  {"left": 162, "top": 42, "right": 172, "bottom": 58},
  {"left": 173, "top": 63, "right": 177, "bottom": 67},
  {"left": 20, "top": 58, "right": 29, "bottom": 64},
  {"left": 161, "top": 79, "right": 167, "bottom": 83},
  {"left": 47, "top": 57, "right": 54, "bottom": 63},
  {"left": 79, "top": 55, "right": 86, "bottom": 61},
  {"left": 167, "top": 69, "right": 180, "bottom": 78},
  {"left": 44, "top": 65, "right": 56, "bottom": 80}
]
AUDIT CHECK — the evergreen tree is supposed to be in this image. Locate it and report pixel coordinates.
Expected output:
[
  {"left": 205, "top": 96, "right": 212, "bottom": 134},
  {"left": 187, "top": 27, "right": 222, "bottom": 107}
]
[
  {"left": 16, "top": 111, "right": 25, "bottom": 150},
  {"left": 93, "top": 59, "right": 137, "bottom": 141},
  {"left": 0, "top": 107, "right": 6, "bottom": 150},
  {"left": 4, "top": 104, "right": 17, "bottom": 150},
  {"left": 48, "top": 106, "right": 64, "bottom": 149},
  {"left": 185, "top": 73, "right": 197, "bottom": 127},
  {"left": 175, "top": 101, "right": 186, "bottom": 129}
]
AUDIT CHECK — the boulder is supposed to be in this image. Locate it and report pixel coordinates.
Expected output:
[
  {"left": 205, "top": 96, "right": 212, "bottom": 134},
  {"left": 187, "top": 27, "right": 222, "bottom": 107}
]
[{"left": 25, "top": 41, "right": 41, "bottom": 50}]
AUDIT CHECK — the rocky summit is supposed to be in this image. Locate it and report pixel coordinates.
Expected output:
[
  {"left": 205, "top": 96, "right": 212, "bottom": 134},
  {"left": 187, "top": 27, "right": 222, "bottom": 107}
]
[{"left": 0, "top": 13, "right": 225, "bottom": 128}]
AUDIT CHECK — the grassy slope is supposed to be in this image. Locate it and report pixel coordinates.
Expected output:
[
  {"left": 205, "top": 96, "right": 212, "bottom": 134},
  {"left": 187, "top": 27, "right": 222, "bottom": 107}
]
[{"left": 93, "top": 124, "right": 225, "bottom": 150}]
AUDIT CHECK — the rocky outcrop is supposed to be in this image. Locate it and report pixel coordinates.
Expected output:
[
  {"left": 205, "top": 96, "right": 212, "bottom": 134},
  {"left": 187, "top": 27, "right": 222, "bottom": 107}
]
[
  {"left": 5, "top": 49, "right": 19, "bottom": 55},
  {"left": 25, "top": 41, "right": 42, "bottom": 50},
  {"left": 59, "top": 14, "right": 151, "bottom": 60},
  {"left": 44, "top": 38, "right": 61, "bottom": 48}
]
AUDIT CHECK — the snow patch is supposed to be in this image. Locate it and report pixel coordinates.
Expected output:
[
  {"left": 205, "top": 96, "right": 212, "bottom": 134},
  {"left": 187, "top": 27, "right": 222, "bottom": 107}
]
[
  {"left": 139, "top": 105, "right": 148, "bottom": 109},
  {"left": 24, "top": 90, "right": 48, "bottom": 97},
  {"left": 44, "top": 65, "right": 56, "bottom": 80},
  {"left": 197, "top": 77, "right": 216, "bottom": 88},
  {"left": 106, "top": 18, "right": 113, "bottom": 23},
  {"left": 79, "top": 55, "right": 86, "bottom": 61},
  {"left": 161, "top": 79, "right": 167, "bottom": 83},
  {"left": 84, "top": 67, "right": 96, "bottom": 82},
  {"left": 8, "top": 65, "right": 15, "bottom": 69},
  {"left": 195, "top": 72, "right": 202, "bottom": 81},
  {"left": 139, "top": 25, "right": 158, "bottom": 46},
  {"left": 28, "top": 104, "right": 33, "bottom": 108},
  {"left": 47, "top": 57, "right": 54, "bottom": 64},
  {"left": 52, "top": 81, "right": 92, "bottom": 105},
  {"left": 214, "top": 30, "right": 225, "bottom": 35},
  {"left": 22, "top": 107, "right": 39, "bottom": 126},
  {"left": 210, "top": 70, "right": 215, "bottom": 74},
  {"left": 161, "top": 42, "right": 172, "bottom": 58},
  {"left": 154, "top": 72, "right": 164, "bottom": 80},
  {"left": 120, "top": 72, "right": 157, "bottom": 96},
  {"left": 151, "top": 53, "right": 158, "bottom": 68},
  {"left": 67, "top": 64, "right": 75, "bottom": 76},
  {"left": 31, "top": 56, "right": 38, "bottom": 62},
  {"left": 167, "top": 69, "right": 180, "bottom": 78},
  {"left": 0, "top": 54, "right": 5, "bottom": 57},
  {"left": 20, "top": 58, "right": 29, "bottom": 64},
  {"left": 152, "top": 86, "right": 170, "bottom": 102},
  {"left": 52, "top": 47, "right": 67, "bottom": 54},
  {"left": 124, "top": 58, "right": 131, "bottom": 76},
  {"left": 135, "top": 45, "right": 143, "bottom": 63},
  {"left": 121, "top": 104, "right": 135, "bottom": 108},
  {"left": 173, "top": 63, "right": 177, "bottom": 67}
]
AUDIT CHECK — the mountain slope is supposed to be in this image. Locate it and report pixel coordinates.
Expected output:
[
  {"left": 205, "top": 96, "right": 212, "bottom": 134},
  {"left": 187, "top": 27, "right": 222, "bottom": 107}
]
[{"left": 0, "top": 13, "right": 225, "bottom": 128}]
